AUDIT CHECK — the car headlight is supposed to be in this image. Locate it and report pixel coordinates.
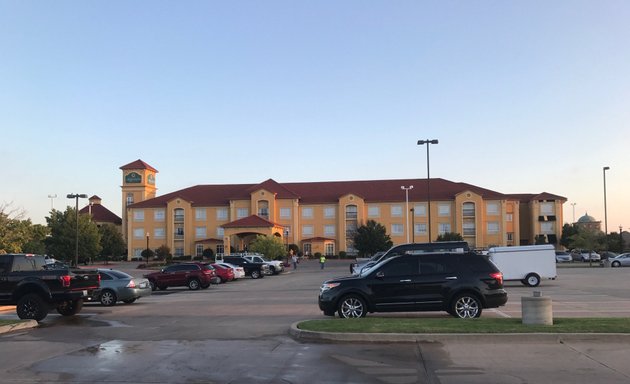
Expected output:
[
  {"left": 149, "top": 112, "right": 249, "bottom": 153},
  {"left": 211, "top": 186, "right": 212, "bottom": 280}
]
[{"left": 320, "top": 282, "right": 340, "bottom": 292}]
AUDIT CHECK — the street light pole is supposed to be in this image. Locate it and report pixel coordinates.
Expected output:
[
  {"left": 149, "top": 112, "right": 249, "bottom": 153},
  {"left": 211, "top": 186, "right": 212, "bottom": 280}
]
[
  {"left": 401, "top": 185, "right": 414, "bottom": 243},
  {"left": 603, "top": 167, "right": 610, "bottom": 248},
  {"left": 410, "top": 208, "right": 415, "bottom": 243},
  {"left": 48, "top": 194, "right": 57, "bottom": 211},
  {"left": 570, "top": 202, "right": 576, "bottom": 223},
  {"left": 66, "top": 193, "right": 87, "bottom": 267},
  {"left": 146, "top": 232, "right": 150, "bottom": 264},
  {"left": 417, "top": 139, "right": 438, "bottom": 243}
]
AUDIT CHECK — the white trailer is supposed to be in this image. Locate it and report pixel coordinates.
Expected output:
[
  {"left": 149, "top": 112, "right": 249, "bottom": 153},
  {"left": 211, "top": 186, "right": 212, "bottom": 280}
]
[{"left": 487, "top": 244, "right": 556, "bottom": 287}]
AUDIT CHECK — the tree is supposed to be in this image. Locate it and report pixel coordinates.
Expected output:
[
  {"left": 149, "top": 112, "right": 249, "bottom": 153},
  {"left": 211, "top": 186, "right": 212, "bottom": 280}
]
[
  {"left": 248, "top": 235, "right": 286, "bottom": 260},
  {"left": 353, "top": 220, "right": 393, "bottom": 257},
  {"left": 99, "top": 224, "right": 126, "bottom": 262},
  {"left": 202, "top": 247, "right": 215, "bottom": 260},
  {"left": 436, "top": 232, "right": 464, "bottom": 242},
  {"left": 156, "top": 244, "right": 172, "bottom": 261},
  {"left": 22, "top": 224, "right": 49, "bottom": 254},
  {"left": 46, "top": 208, "right": 101, "bottom": 264},
  {"left": 141, "top": 248, "right": 155, "bottom": 264},
  {"left": 0, "top": 203, "right": 32, "bottom": 253},
  {"left": 560, "top": 224, "right": 579, "bottom": 249}
]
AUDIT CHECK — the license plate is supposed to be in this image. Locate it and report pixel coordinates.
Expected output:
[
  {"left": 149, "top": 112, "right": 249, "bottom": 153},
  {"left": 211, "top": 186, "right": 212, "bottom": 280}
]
[{"left": 83, "top": 290, "right": 88, "bottom": 296}]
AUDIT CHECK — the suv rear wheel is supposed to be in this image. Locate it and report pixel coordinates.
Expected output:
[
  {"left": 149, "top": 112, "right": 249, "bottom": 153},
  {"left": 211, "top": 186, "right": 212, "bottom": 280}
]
[
  {"left": 450, "top": 294, "right": 482, "bottom": 318},
  {"left": 338, "top": 294, "right": 367, "bottom": 318},
  {"left": 188, "top": 279, "right": 200, "bottom": 290},
  {"left": 250, "top": 270, "right": 261, "bottom": 279}
]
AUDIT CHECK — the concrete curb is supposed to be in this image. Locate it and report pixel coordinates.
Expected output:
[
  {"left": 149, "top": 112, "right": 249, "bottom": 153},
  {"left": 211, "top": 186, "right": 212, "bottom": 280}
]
[
  {"left": 0, "top": 320, "right": 38, "bottom": 334},
  {"left": 289, "top": 321, "right": 630, "bottom": 343}
]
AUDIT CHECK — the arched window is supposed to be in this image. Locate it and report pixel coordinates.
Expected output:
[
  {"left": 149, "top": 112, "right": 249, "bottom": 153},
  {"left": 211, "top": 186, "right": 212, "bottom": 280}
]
[{"left": 258, "top": 200, "right": 269, "bottom": 219}]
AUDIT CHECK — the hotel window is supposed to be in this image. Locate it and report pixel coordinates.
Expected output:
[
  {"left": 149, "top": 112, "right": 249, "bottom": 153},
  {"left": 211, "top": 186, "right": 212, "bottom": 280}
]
[
  {"left": 391, "top": 205, "right": 403, "bottom": 217},
  {"left": 126, "top": 193, "right": 134, "bottom": 205},
  {"left": 174, "top": 248, "right": 184, "bottom": 257},
  {"left": 302, "top": 207, "right": 313, "bottom": 219},
  {"left": 391, "top": 224, "right": 404, "bottom": 235},
  {"left": 438, "top": 204, "right": 451, "bottom": 216},
  {"left": 154, "top": 210, "right": 165, "bottom": 222},
  {"left": 174, "top": 208, "right": 184, "bottom": 222},
  {"left": 415, "top": 223, "right": 427, "bottom": 235},
  {"left": 414, "top": 204, "right": 426, "bottom": 216},
  {"left": 463, "top": 222, "right": 476, "bottom": 236},
  {"left": 195, "top": 226, "right": 206, "bottom": 239},
  {"left": 541, "top": 222, "right": 554, "bottom": 233},
  {"left": 133, "top": 248, "right": 143, "bottom": 257},
  {"left": 462, "top": 203, "right": 475, "bottom": 217},
  {"left": 237, "top": 208, "right": 248, "bottom": 219},
  {"left": 368, "top": 206, "right": 380, "bottom": 218},
  {"left": 303, "top": 243, "right": 312, "bottom": 255},
  {"left": 325, "top": 243, "right": 335, "bottom": 256},
  {"left": 257, "top": 200, "right": 269, "bottom": 219},
  {"left": 216, "top": 227, "right": 224, "bottom": 237},
  {"left": 196, "top": 244, "right": 204, "bottom": 257},
  {"left": 280, "top": 207, "right": 291, "bottom": 219},
  {"left": 486, "top": 202, "right": 499, "bottom": 215},
  {"left": 506, "top": 213, "right": 513, "bottom": 222},
  {"left": 345, "top": 205, "right": 357, "bottom": 219},
  {"left": 324, "top": 206, "right": 335, "bottom": 219},
  {"left": 133, "top": 228, "right": 144, "bottom": 239},
  {"left": 154, "top": 228, "right": 165, "bottom": 239},
  {"left": 324, "top": 225, "right": 335, "bottom": 237},
  {"left": 302, "top": 225, "right": 314, "bottom": 236},
  {"left": 507, "top": 232, "right": 514, "bottom": 241},
  {"left": 487, "top": 222, "right": 500, "bottom": 234},
  {"left": 216, "top": 244, "right": 224, "bottom": 254},
  {"left": 216, "top": 208, "right": 228, "bottom": 220},
  {"left": 195, "top": 208, "right": 206, "bottom": 221},
  {"left": 540, "top": 202, "right": 554, "bottom": 215},
  {"left": 438, "top": 223, "right": 451, "bottom": 234},
  {"left": 133, "top": 210, "right": 144, "bottom": 222}
]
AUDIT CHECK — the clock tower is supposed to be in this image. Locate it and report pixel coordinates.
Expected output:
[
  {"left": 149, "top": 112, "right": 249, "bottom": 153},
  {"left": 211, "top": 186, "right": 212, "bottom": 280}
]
[{"left": 120, "top": 159, "right": 158, "bottom": 243}]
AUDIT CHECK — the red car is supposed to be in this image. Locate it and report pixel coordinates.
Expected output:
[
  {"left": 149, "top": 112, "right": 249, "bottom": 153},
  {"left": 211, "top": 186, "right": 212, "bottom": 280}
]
[
  {"left": 144, "top": 262, "right": 220, "bottom": 291},
  {"left": 210, "top": 263, "right": 235, "bottom": 283}
]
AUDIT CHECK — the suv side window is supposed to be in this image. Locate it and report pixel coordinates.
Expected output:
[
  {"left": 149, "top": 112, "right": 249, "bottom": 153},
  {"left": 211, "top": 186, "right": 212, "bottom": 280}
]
[
  {"left": 419, "top": 254, "right": 455, "bottom": 275},
  {"left": 12, "top": 256, "right": 45, "bottom": 272},
  {"left": 378, "top": 257, "right": 419, "bottom": 277},
  {"left": 0, "top": 257, "right": 12, "bottom": 273},
  {"left": 181, "top": 265, "right": 199, "bottom": 271}
]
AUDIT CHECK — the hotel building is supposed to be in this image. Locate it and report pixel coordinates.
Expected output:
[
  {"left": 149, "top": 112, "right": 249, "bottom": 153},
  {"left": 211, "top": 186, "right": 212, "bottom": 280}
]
[{"left": 120, "top": 159, "right": 566, "bottom": 259}]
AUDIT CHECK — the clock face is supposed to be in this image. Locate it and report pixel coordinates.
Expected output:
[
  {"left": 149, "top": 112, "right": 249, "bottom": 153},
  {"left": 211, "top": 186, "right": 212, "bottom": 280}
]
[{"left": 125, "top": 172, "right": 142, "bottom": 184}]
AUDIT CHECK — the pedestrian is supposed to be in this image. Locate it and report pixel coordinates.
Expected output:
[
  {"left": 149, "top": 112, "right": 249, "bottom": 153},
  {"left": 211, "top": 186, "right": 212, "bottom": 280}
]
[
  {"left": 291, "top": 250, "right": 298, "bottom": 270},
  {"left": 319, "top": 254, "right": 326, "bottom": 270}
]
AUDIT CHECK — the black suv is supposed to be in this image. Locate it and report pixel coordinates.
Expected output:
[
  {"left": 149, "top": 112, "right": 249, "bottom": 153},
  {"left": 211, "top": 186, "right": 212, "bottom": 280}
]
[{"left": 319, "top": 251, "right": 507, "bottom": 319}]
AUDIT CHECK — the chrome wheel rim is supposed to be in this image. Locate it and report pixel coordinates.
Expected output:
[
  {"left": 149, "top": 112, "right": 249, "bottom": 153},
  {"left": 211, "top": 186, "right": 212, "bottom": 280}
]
[
  {"left": 455, "top": 296, "right": 479, "bottom": 318},
  {"left": 340, "top": 297, "right": 364, "bottom": 318}
]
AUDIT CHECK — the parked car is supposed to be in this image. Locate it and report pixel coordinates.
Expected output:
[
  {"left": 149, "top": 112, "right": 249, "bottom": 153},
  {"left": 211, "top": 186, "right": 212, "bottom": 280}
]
[
  {"left": 600, "top": 251, "right": 618, "bottom": 261},
  {"left": 319, "top": 250, "right": 507, "bottom": 319},
  {"left": 210, "top": 263, "right": 235, "bottom": 283},
  {"left": 220, "top": 256, "right": 269, "bottom": 279},
  {"left": 144, "top": 262, "right": 221, "bottom": 291},
  {"left": 554, "top": 251, "right": 572, "bottom": 263},
  {"left": 216, "top": 262, "right": 245, "bottom": 279},
  {"left": 94, "top": 269, "right": 152, "bottom": 306},
  {"left": 242, "top": 254, "right": 284, "bottom": 275},
  {"left": 570, "top": 249, "right": 601, "bottom": 262},
  {"left": 609, "top": 253, "right": 630, "bottom": 267}
]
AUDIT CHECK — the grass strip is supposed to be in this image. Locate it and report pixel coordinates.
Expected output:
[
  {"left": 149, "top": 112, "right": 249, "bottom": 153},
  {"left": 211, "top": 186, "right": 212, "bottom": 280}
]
[{"left": 298, "top": 317, "right": 630, "bottom": 334}]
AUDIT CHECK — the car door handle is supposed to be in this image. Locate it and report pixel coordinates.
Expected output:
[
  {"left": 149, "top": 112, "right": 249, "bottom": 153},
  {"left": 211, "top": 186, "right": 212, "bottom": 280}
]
[
  {"left": 399, "top": 279, "right": 412, "bottom": 282},
  {"left": 445, "top": 276, "right": 458, "bottom": 280}
]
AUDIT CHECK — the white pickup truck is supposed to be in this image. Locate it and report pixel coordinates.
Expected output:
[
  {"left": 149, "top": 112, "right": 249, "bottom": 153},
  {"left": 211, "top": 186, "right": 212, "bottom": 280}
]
[{"left": 242, "top": 254, "right": 285, "bottom": 275}]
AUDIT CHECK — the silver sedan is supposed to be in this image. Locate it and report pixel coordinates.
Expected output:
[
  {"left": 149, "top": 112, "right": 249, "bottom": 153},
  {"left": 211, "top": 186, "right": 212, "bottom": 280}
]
[
  {"left": 609, "top": 253, "right": 630, "bottom": 267},
  {"left": 94, "top": 269, "right": 152, "bottom": 306}
]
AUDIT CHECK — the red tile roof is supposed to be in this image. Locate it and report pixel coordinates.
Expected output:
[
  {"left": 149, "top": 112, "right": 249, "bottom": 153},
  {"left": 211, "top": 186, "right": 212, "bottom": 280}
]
[
  {"left": 120, "top": 159, "right": 158, "bottom": 173},
  {"left": 222, "top": 215, "right": 280, "bottom": 228},
  {"left": 127, "top": 177, "right": 566, "bottom": 208},
  {"left": 79, "top": 203, "right": 122, "bottom": 225}
]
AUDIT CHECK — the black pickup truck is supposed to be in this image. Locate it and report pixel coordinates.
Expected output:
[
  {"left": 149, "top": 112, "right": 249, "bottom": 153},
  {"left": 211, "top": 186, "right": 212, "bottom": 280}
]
[
  {"left": 221, "top": 256, "right": 269, "bottom": 279},
  {"left": 0, "top": 254, "right": 100, "bottom": 321}
]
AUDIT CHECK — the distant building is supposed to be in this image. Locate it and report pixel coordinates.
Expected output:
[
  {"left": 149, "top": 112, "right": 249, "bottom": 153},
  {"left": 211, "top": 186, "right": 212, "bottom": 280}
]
[
  {"left": 575, "top": 213, "right": 602, "bottom": 232},
  {"left": 79, "top": 195, "right": 122, "bottom": 230},
  {"left": 120, "top": 159, "right": 567, "bottom": 259}
]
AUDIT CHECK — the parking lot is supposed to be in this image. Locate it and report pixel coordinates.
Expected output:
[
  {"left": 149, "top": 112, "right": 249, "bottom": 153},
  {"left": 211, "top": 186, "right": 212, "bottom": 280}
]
[{"left": 1, "top": 259, "right": 630, "bottom": 383}]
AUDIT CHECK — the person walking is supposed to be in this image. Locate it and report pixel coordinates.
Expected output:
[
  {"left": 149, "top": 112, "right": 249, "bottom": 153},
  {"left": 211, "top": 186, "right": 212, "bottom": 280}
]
[
  {"left": 291, "top": 250, "right": 298, "bottom": 270},
  {"left": 319, "top": 254, "right": 326, "bottom": 270}
]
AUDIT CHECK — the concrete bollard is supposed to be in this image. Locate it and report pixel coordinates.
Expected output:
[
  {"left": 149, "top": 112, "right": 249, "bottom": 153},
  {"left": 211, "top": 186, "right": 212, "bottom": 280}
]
[{"left": 521, "top": 291, "right": 553, "bottom": 325}]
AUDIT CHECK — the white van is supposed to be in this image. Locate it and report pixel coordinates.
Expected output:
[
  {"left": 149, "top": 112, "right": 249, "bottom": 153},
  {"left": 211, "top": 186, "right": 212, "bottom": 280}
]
[{"left": 487, "top": 244, "right": 556, "bottom": 287}]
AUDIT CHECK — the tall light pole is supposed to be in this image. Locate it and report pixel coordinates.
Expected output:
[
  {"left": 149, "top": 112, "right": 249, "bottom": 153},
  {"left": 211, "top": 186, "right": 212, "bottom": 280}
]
[
  {"left": 570, "top": 202, "right": 577, "bottom": 223},
  {"left": 67, "top": 193, "right": 87, "bottom": 267},
  {"left": 417, "top": 139, "right": 438, "bottom": 242},
  {"left": 410, "top": 208, "right": 415, "bottom": 243},
  {"left": 603, "top": 166, "right": 610, "bottom": 238},
  {"left": 146, "top": 232, "right": 150, "bottom": 264},
  {"left": 48, "top": 194, "right": 57, "bottom": 210},
  {"left": 401, "top": 185, "right": 414, "bottom": 243}
]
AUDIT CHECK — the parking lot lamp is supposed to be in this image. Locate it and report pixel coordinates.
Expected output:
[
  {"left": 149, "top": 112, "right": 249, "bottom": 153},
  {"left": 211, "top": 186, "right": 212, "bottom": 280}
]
[
  {"left": 67, "top": 193, "right": 87, "bottom": 267},
  {"left": 417, "top": 139, "right": 438, "bottom": 242},
  {"left": 401, "top": 186, "right": 413, "bottom": 243},
  {"left": 603, "top": 166, "right": 610, "bottom": 242}
]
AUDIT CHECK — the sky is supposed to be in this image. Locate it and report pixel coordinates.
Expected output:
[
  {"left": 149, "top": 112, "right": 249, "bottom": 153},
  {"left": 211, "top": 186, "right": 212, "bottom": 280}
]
[{"left": 1, "top": 1, "right": 628, "bottom": 232}]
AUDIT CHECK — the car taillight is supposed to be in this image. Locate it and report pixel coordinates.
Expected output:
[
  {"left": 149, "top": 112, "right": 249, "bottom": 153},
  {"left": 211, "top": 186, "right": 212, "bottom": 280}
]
[
  {"left": 126, "top": 280, "right": 136, "bottom": 288},
  {"left": 490, "top": 272, "right": 503, "bottom": 285},
  {"left": 60, "top": 275, "right": 72, "bottom": 287}
]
